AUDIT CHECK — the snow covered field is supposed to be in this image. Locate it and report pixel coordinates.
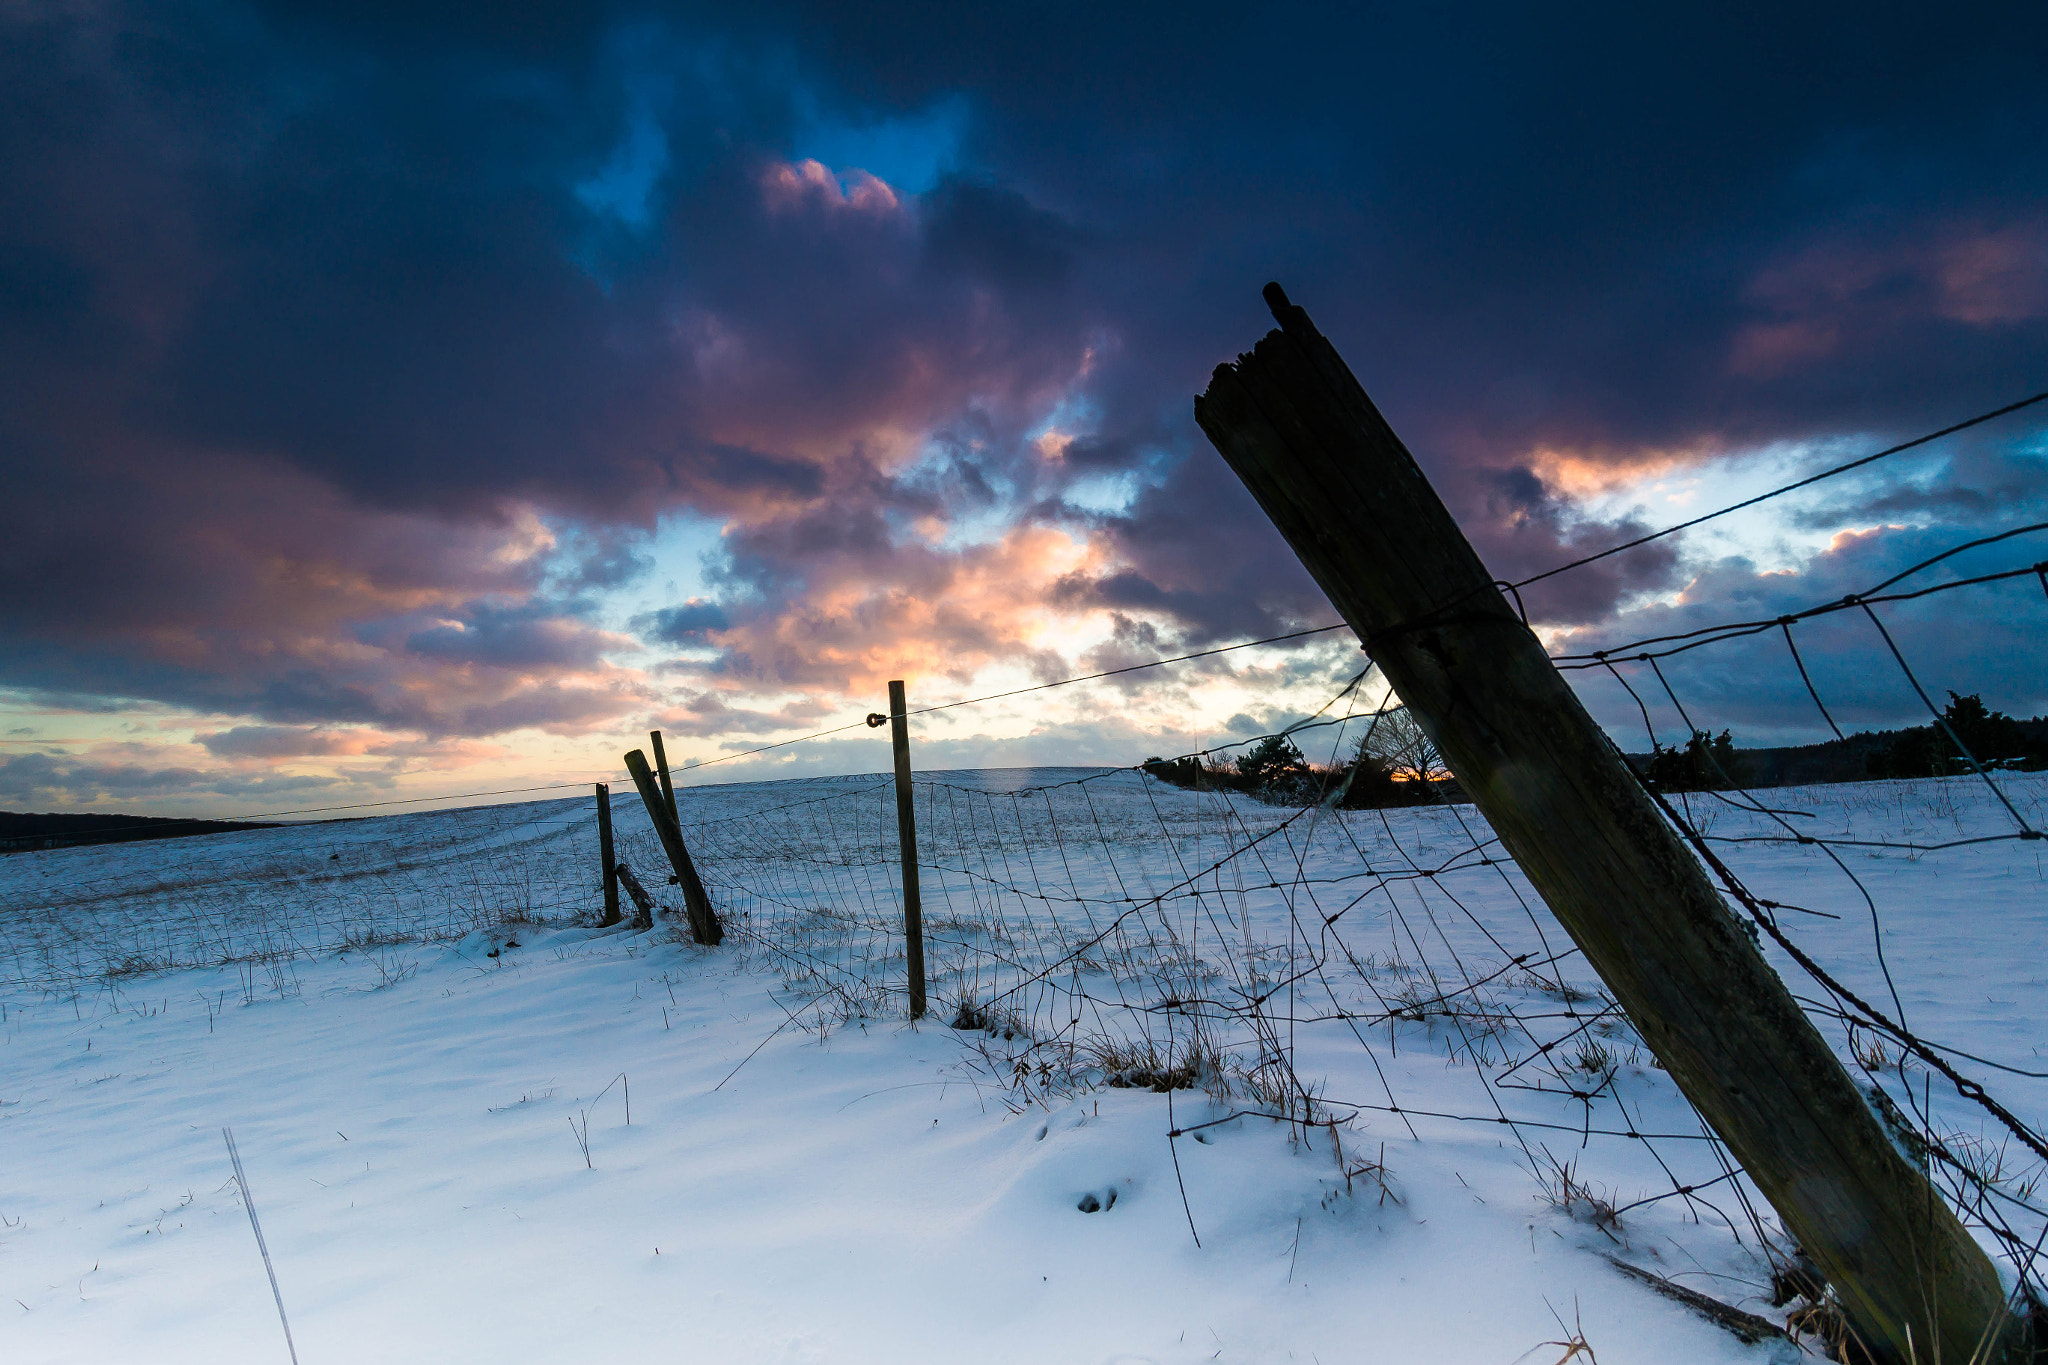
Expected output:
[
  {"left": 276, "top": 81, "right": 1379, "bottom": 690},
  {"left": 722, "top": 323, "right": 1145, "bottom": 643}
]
[{"left": 3, "top": 769, "right": 2045, "bottom": 1363}]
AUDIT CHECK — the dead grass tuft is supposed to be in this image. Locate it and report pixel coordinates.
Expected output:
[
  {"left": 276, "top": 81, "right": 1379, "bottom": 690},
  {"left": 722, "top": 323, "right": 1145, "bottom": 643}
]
[
  {"left": 1523, "top": 1297, "right": 1599, "bottom": 1364},
  {"left": 948, "top": 995, "right": 1028, "bottom": 1041},
  {"left": 1537, "top": 1149, "right": 1623, "bottom": 1243},
  {"left": 1085, "top": 1035, "right": 1214, "bottom": 1092}
]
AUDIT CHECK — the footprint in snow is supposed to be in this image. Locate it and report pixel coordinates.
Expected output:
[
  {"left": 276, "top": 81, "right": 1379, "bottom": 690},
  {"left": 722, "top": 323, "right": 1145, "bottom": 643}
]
[{"left": 1076, "top": 1188, "right": 1118, "bottom": 1213}]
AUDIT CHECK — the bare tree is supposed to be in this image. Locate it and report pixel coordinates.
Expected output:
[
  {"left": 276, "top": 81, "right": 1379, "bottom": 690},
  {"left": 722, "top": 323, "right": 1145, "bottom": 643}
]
[{"left": 1357, "top": 708, "right": 1446, "bottom": 789}]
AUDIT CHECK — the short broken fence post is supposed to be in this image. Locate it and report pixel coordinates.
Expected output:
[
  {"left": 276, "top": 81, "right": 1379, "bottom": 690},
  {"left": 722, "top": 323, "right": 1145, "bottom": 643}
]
[
  {"left": 886, "top": 679, "right": 928, "bottom": 1020},
  {"left": 622, "top": 748, "right": 723, "bottom": 945},
  {"left": 615, "top": 860, "right": 656, "bottom": 932},
  {"left": 1193, "top": 282, "right": 2020, "bottom": 1365},
  {"left": 595, "top": 782, "right": 621, "bottom": 927}
]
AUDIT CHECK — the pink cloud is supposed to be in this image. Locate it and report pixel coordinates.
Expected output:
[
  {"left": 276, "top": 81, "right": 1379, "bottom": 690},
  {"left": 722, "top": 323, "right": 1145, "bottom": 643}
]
[
  {"left": 1730, "top": 218, "right": 2048, "bottom": 377},
  {"left": 0, "top": 442, "right": 657, "bottom": 738},
  {"left": 1935, "top": 223, "right": 2048, "bottom": 325},
  {"left": 759, "top": 158, "right": 903, "bottom": 216}
]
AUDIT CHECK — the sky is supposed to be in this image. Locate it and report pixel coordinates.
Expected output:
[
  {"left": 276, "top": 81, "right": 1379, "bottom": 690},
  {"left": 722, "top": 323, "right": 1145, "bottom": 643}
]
[{"left": 3, "top": 0, "right": 2046, "bottom": 818}]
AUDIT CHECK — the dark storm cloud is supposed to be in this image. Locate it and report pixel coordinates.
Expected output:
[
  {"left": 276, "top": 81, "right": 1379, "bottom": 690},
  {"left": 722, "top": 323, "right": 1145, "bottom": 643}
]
[
  {"left": 743, "top": 0, "right": 2048, "bottom": 664},
  {"left": 547, "top": 526, "right": 655, "bottom": 592},
  {"left": 3, "top": 0, "right": 2044, "bottom": 743},
  {"left": 0, "top": 0, "right": 1102, "bottom": 726},
  {"left": 643, "top": 601, "right": 730, "bottom": 644},
  {"left": 401, "top": 604, "right": 620, "bottom": 669},
  {"left": 201, "top": 727, "right": 365, "bottom": 759},
  {"left": 0, "top": 749, "right": 348, "bottom": 806}
]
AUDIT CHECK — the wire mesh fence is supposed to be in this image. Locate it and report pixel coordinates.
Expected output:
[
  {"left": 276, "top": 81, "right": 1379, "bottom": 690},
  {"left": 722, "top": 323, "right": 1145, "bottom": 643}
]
[
  {"left": 615, "top": 515, "right": 2048, "bottom": 1329},
  {"left": 1558, "top": 522, "right": 2048, "bottom": 1306}
]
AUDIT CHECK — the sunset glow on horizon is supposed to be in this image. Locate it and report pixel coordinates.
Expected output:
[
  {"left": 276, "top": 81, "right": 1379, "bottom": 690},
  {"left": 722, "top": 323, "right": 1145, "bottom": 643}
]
[{"left": 4, "top": 4, "right": 2045, "bottom": 819}]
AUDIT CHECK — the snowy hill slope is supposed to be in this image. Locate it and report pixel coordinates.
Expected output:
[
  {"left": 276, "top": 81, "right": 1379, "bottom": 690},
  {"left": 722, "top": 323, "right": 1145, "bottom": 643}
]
[{"left": 3, "top": 770, "right": 2044, "bottom": 1363}]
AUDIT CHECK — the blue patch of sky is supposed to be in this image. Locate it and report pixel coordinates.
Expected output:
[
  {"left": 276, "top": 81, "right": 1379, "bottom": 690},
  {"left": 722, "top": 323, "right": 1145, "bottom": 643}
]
[
  {"left": 565, "top": 81, "right": 678, "bottom": 288},
  {"left": 1061, "top": 471, "right": 1141, "bottom": 517},
  {"left": 793, "top": 95, "right": 970, "bottom": 195},
  {"left": 592, "top": 513, "right": 727, "bottom": 651},
  {"left": 1564, "top": 434, "right": 2048, "bottom": 628},
  {"left": 565, "top": 21, "right": 785, "bottom": 276},
  {"left": 868, "top": 429, "right": 1020, "bottom": 553},
  {"left": 1567, "top": 437, "right": 1911, "bottom": 581},
  {"left": 1025, "top": 393, "right": 1152, "bottom": 519},
  {"left": 925, "top": 501, "right": 1016, "bottom": 552},
  {"left": 575, "top": 99, "right": 671, "bottom": 232}
]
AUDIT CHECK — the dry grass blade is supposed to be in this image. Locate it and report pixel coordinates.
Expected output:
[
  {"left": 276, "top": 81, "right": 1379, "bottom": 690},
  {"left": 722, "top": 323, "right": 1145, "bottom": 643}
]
[{"left": 222, "top": 1126, "right": 300, "bottom": 1365}]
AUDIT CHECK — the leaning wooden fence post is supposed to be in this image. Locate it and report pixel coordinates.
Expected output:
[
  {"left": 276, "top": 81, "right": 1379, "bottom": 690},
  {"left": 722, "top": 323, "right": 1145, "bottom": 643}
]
[
  {"left": 595, "top": 782, "right": 621, "bottom": 927},
  {"left": 622, "top": 749, "right": 723, "bottom": 946},
  {"left": 1193, "top": 283, "right": 2019, "bottom": 1365},
  {"left": 649, "top": 730, "right": 681, "bottom": 827},
  {"left": 886, "top": 680, "right": 928, "bottom": 1020}
]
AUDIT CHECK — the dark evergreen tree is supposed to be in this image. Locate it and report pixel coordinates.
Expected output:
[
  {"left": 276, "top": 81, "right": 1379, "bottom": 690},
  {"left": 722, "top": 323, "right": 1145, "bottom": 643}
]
[
  {"left": 1644, "top": 729, "right": 1750, "bottom": 791},
  {"left": 1235, "top": 734, "right": 1310, "bottom": 791},
  {"left": 1868, "top": 693, "right": 2041, "bottom": 777}
]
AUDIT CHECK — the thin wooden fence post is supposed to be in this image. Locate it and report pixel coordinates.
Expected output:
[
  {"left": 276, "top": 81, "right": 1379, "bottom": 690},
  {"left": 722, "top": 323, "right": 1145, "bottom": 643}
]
[
  {"left": 622, "top": 749, "right": 722, "bottom": 946},
  {"left": 650, "top": 730, "right": 681, "bottom": 827},
  {"left": 595, "top": 783, "right": 621, "bottom": 927},
  {"left": 1193, "top": 283, "right": 2019, "bottom": 1365},
  {"left": 887, "top": 680, "right": 928, "bottom": 1020}
]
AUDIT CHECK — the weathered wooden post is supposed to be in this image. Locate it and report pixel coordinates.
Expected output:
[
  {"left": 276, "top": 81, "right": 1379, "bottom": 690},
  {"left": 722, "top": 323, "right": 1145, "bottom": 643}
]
[
  {"left": 622, "top": 749, "right": 722, "bottom": 946},
  {"left": 595, "top": 782, "right": 621, "bottom": 927},
  {"left": 1193, "top": 283, "right": 2019, "bottom": 1364},
  {"left": 887, "top": 680, "right": 928, "bottom": 1020},
  {"left": 649, "top": 730, "right": 681, "bottom": 827},
  {"left": 615, "top": 860, "right": 657, "bottom": 932}
]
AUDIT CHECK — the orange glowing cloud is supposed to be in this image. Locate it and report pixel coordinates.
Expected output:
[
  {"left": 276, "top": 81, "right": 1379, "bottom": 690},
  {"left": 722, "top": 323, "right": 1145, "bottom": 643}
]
[
  {"left": 1522, "top": 443, "right": 1725, "bottom": 500},
  {"left": 681, "top": 522, "right": 1115, "bottom": 701}
]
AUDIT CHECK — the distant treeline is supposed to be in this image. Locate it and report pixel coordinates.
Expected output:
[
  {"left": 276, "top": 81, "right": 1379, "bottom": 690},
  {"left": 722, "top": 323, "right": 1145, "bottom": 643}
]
[
  {"left": 1625, "top": 693, "right": 2048, "bottom": 792},
  {"left": 1143, "top": 714, "right": 1456, "bottom": 809},
  {"left": 0, "top": 810, "right": 278, "bottom": 854},
  {"left": 1142, "top": 693, "right": 2048, "bottom": 808}
]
